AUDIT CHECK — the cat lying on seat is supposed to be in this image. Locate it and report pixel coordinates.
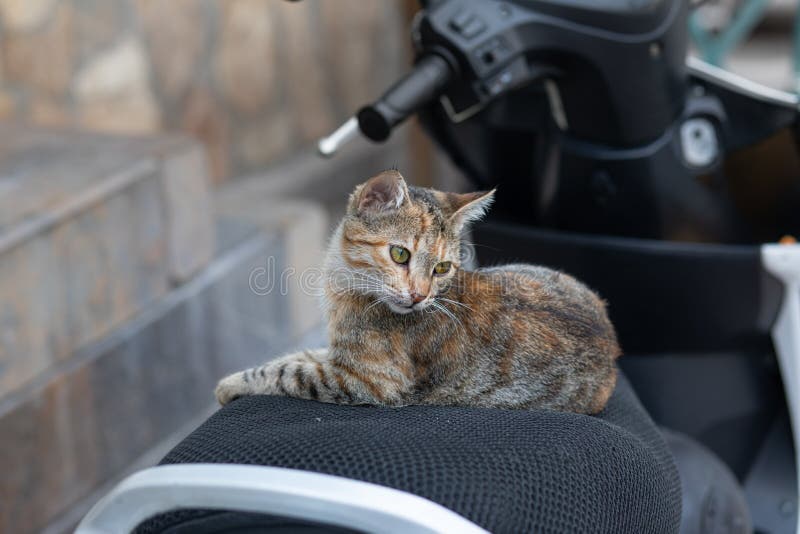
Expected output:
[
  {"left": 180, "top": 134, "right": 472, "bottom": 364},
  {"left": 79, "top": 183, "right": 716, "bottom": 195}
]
[{"left": 216, "top": 170, "right": 620, "bottom": 414}]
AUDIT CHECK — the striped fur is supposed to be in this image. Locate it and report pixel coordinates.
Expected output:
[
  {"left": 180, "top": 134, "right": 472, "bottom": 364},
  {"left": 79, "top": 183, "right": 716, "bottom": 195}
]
[{"left": 215, "top": 171, "right": 621, "bottom": 414}]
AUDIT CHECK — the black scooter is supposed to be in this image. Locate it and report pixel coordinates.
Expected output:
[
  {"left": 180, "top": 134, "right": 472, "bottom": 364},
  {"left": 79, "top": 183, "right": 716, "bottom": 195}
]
[
  {"left": 74, "top": 2, "right": 800, "bottom": 532},
  {"left": 318, "top": 1, "right": 800, "bottom": 533}
]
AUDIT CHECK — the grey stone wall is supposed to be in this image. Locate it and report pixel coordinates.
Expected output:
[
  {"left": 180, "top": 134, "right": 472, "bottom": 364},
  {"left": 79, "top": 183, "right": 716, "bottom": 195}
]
[
  {"left": 0, "top": 126, "right": 215, "bottom": 400},
  {"left": 0, "top": 0, "right": 410, "bottom": 183}
]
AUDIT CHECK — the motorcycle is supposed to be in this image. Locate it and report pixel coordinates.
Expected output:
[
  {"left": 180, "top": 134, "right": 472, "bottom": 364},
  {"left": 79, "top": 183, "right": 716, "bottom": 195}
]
[
  {"left": 319, "top": 1, "right": 800, "bottom": 532},
  {"left": 76, "top": 1, "right": 800, "bottom": 532}
]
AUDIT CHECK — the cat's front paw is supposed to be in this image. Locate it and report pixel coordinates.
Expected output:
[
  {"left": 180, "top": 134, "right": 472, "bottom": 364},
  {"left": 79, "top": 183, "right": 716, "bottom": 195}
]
[{"left": 214, "top": 372, "right": 251, "bottom": 405}]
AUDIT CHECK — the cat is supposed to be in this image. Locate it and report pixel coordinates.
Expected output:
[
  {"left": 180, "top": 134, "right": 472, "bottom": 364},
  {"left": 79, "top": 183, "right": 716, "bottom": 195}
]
[{"left": 215, "top": 170, "right": 621, "bottom": 414}]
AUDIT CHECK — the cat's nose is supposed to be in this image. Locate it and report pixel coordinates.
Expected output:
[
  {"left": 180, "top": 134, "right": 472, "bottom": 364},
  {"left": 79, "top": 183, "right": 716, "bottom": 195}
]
[{"left": 410, "top": 292, "right": 427, "bottom": 304}]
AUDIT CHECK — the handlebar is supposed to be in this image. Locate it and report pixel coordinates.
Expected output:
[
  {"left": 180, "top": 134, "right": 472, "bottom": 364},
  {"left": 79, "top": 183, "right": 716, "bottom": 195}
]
[
  {"left": 357, "top": 54, "right": 453, "bottom": 142},
  {"left": 318, "top": 54, "right": 453, "bottom": 157}
]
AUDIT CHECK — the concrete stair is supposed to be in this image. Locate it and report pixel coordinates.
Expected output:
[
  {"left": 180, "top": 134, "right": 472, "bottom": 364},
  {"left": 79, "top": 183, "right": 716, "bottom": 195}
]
[
  {"left": 0, "top": 125, "right": 215, "bottom": 401},
  {"left": 1, "top": 218, "right": 326, "bottom": 533},
  {"left": 0, "top": 125, "right": 330, "bottom": 533}
]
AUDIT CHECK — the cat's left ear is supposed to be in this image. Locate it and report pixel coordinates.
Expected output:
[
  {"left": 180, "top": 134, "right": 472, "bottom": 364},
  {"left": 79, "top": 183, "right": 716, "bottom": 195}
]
[
  {"left": 352, "top": 170, "right": 411, "bottom": 214},
  {"left": 447, "top": 189, "right": 496, "bottom": 231}
]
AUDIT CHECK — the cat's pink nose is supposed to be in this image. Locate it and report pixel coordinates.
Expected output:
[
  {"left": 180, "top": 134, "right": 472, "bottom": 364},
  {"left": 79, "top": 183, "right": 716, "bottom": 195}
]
[{"left": 411, "top": 292, "right": 427, "bottom": 304}]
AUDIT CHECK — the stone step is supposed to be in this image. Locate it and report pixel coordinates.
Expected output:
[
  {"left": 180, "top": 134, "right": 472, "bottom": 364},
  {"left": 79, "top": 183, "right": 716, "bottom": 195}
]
[
  {"left": 0, "top": 125, "right": 214, "bottom": 400},
  {"left": 0, "top": 215, "right": 324, "bottom": 534}
]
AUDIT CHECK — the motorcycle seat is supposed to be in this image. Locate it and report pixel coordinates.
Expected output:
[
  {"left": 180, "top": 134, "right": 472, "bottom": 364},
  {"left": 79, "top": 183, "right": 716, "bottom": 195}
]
[{"left": 135, "top": 371, "right": 681, "bottom": 533}]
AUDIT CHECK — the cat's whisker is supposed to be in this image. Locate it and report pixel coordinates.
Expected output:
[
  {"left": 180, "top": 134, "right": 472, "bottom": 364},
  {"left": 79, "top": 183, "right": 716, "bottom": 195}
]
[
  {"left": 435, "top": 297, "right": 473, "bottom": 312},
  {"left": 347, "top": 284, "right": 382, "bottom": 292},
  {"left": 342, "top": 276, "right": 390, "bottom": 293},
  {"left": 435, "top": 303, "right": 459, "bottom": 326},
  {"left": 331, "top": 285, "right": 382, "bottom": 296},
  {"left": 330, "top": 275, "right": 386, "bottom": 294},
  {"left": 430, "top": 300, "right": 463, "bottom": 329},
  {"left": 349, "top": 272, "right": 388, "bottom": 285},
  {"left": 459, "top": 240, "right": 500, "bottom": 250},
  {"left": 347, "top": 281, "right": 383, "bottom": 290},
  {"left": 363, "top": 295, "right": 393, "bottom": 314}
]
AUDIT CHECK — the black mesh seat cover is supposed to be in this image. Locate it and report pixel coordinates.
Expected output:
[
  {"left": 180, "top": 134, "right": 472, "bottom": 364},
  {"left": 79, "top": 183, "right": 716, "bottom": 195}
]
[{"left": 138, "top": 372, "right": 681, "bottom": 533}]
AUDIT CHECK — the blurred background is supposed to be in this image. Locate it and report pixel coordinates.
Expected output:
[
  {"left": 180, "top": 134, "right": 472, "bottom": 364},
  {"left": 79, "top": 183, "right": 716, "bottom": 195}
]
[
  {"left": 0, "top": 0, "right": 410, "bottom": 180},
  {"left": 0, "top": 0, "right": 797, "bottom": 532}
]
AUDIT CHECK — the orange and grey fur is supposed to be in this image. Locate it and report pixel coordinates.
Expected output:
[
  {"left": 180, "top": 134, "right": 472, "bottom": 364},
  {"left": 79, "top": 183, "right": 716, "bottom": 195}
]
[{"left": 216, "top": 170, "right": 621, "bottom": 414}]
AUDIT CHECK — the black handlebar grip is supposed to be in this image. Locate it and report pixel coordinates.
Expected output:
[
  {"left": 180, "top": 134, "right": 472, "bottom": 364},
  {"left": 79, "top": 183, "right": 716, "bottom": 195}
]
[{"left": 357, "top": 54, "right": 453, "bottom": 142}]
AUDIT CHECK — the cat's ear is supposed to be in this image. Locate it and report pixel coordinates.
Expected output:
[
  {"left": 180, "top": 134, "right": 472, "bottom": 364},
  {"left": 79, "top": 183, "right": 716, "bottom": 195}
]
[
  {"left": 352, "top": 170, "right": 410, "bottom": 214},
  {"left": 447, "top": 189, "right": 496, "bottom": 231}
]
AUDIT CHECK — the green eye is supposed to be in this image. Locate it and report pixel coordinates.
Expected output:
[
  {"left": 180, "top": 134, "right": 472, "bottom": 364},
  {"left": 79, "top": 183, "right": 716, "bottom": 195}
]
[
  {"left": 433, "top": 261, "right": 452, "bottom": 275},
  {"left": 390, "top": 245, "right": 410, "bottom": 264}
]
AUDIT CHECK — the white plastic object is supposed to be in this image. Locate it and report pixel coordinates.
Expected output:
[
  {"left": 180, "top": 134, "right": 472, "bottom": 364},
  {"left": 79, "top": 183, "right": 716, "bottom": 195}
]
[
  {"left": 762, "top": 243, "right": 800, "bottom": 534},
  {"left": 75, "top": 464, "right": 488, "bottom": 534},
  {"left": 317, "top": 117, "right": 360, "bottom": 158},
  {"left": 680, "top": 117, "right": 719, "bottom": 168},
  {"left": 687, "top": 56, "right": 799, "bottom": 108}
]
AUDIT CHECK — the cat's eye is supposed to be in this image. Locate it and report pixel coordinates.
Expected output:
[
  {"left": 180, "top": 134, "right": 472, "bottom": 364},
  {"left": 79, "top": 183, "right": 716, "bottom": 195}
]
[
  {"left": 433, "top": 261, "right": 452, "bottom": 275},
  {"left": 390, "top": 245, "right": 410, "bottom": 265}
]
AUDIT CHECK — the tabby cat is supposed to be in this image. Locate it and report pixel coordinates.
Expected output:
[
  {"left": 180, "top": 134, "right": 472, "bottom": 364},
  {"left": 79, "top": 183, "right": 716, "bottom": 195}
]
[{"left": 215, "top": 170, "right": 621, "bottom": 414}]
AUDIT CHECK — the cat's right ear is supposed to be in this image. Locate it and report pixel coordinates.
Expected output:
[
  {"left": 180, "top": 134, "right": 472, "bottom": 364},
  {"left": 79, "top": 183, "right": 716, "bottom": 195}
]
[
  {"left": 350, "top": 170, "right": 410, "bottom": 214},
  {"left": 447, "top": 188, "right": 496, "bottom": 232}
]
